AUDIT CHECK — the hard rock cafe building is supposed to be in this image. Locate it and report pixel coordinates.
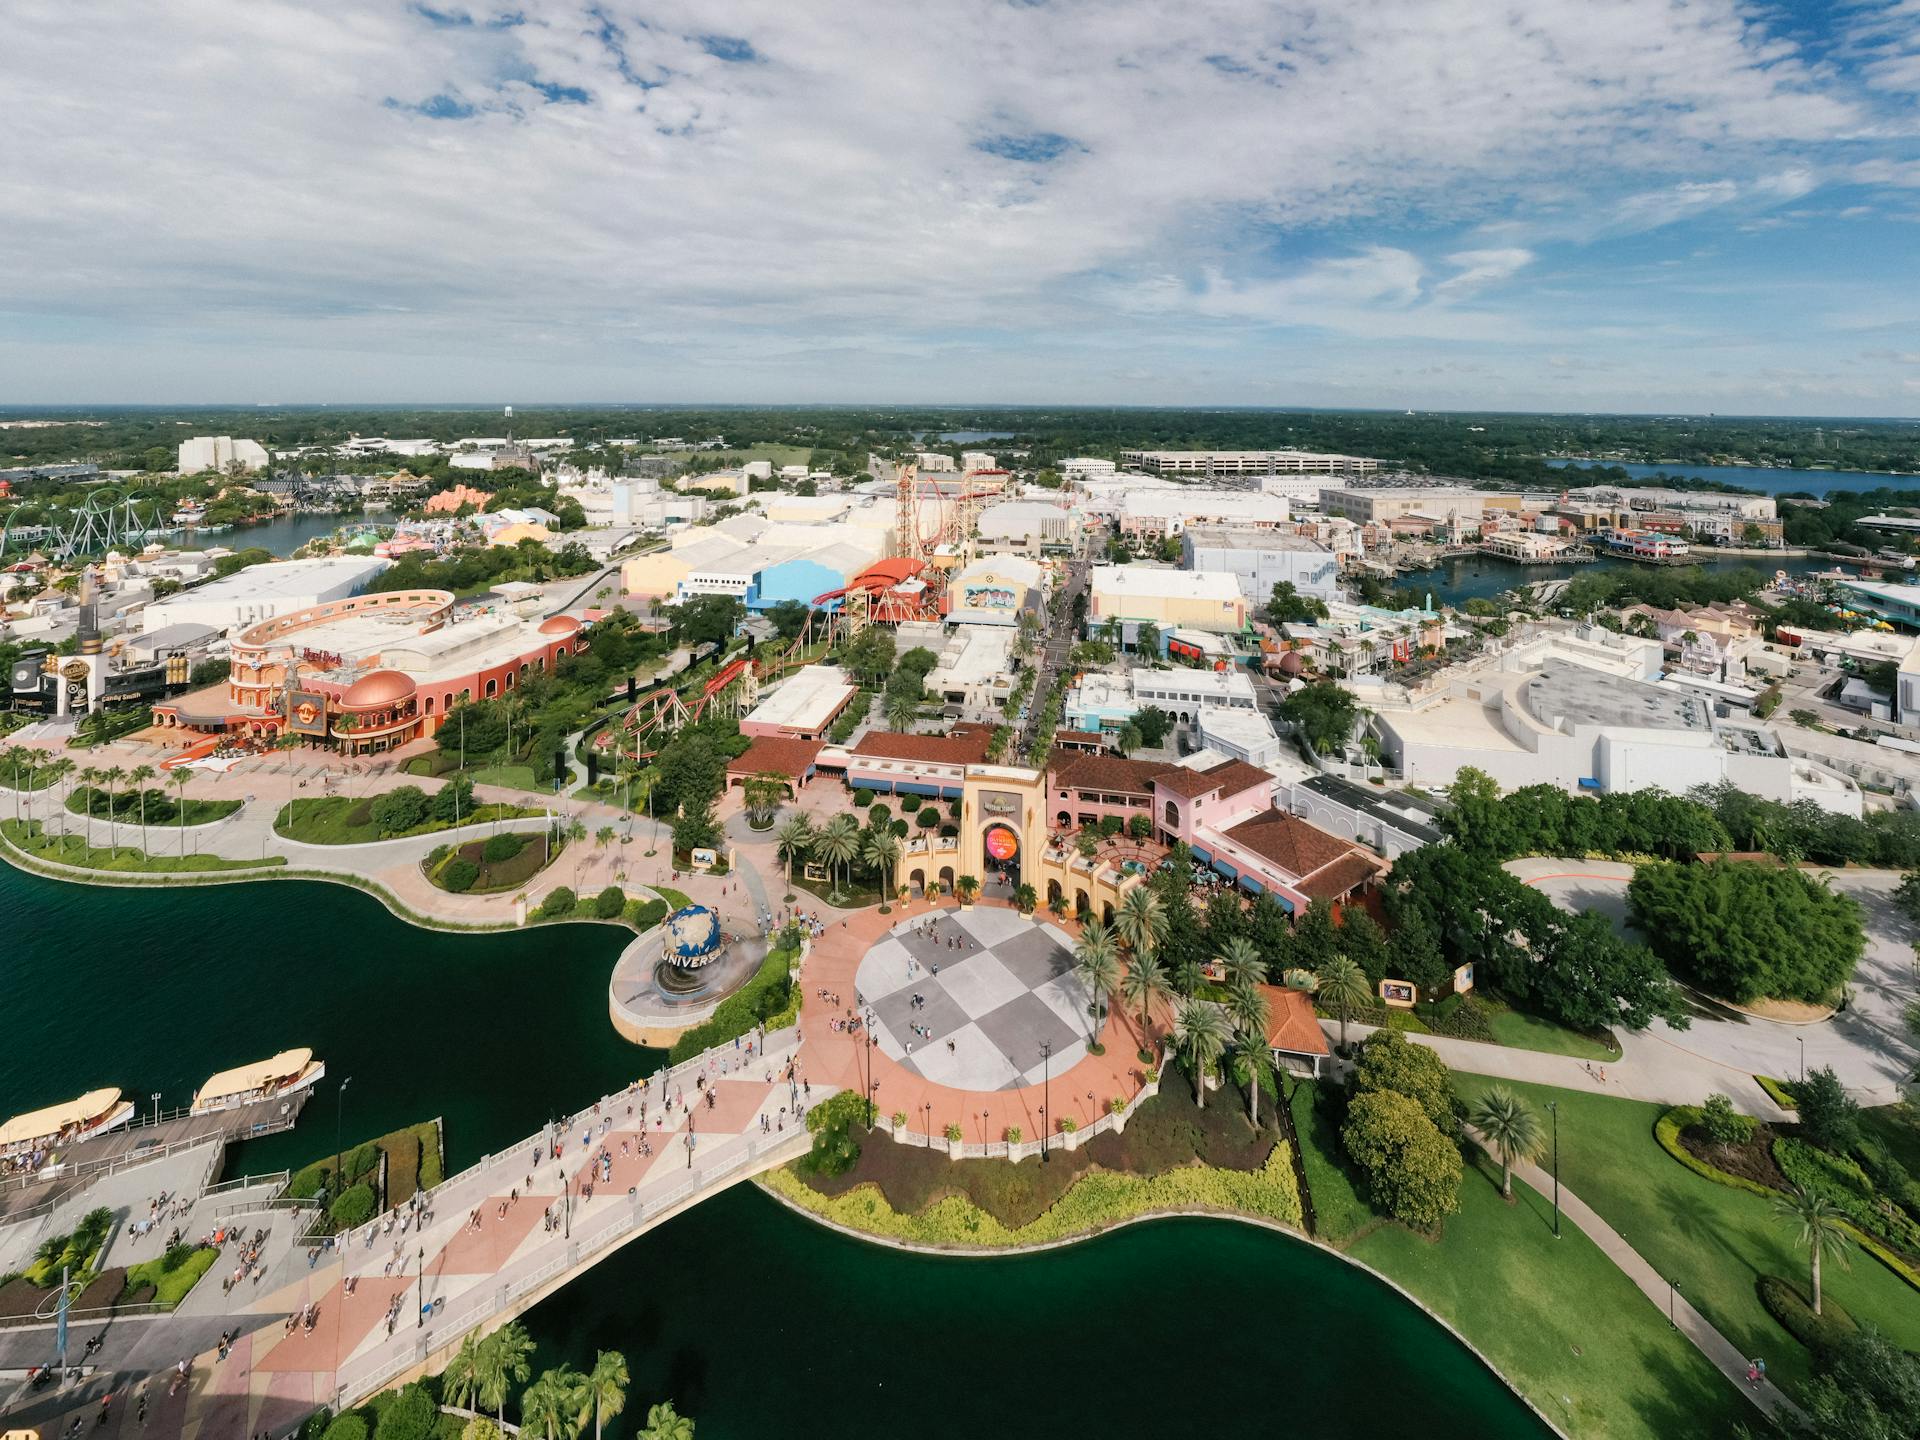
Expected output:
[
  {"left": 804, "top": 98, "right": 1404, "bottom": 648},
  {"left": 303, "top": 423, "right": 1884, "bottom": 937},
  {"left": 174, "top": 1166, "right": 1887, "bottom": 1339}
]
[{"left": 150, "top": 589, "right": 585, "bottom": 754}]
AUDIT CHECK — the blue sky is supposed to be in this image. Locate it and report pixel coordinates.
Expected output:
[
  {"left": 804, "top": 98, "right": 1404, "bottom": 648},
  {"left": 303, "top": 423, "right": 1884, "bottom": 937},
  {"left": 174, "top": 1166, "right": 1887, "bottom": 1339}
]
[{"left": 2, "top": 0, "right": 1918, "bottom": 414}]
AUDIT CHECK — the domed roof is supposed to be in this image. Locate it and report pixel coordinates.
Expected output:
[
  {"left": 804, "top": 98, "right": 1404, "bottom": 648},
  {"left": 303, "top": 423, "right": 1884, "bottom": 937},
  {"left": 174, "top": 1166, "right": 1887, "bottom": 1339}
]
[
  {"left": 539, "top": 614, "right": 582, "bottom": 635},
  {"left": 1277, "top": 652, "right": 1305, "bottom": 676},
  {"left": 340, "top": 669, "right": 416, "bottom": 709},
  {"left": 663, "top": 904, "right": 723, "bottom": 968}
]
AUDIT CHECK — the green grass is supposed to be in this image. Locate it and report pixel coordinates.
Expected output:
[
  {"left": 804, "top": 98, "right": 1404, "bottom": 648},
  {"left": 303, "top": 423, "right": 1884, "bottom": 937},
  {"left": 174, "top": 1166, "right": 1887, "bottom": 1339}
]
[
  {"left": 1861, "top": 1102, "right": 1920, "bottom": 1176},
  {"left": 2, "top": 819, "right": 283, "bottom": 873},
  {"left": 1349, "top": 1151, "right": 1745, "bottom": 1440},
  {"left": 698, "top": 444, "right": 813, "bottom": 469},
  {"left": 1286, "top": 1079, "right": 1375, "bottom": 1244},
  {"left": 124, "top": 1245, "right": 218, "bottom": 1307},
  {"left": 65, "top": 786, "right": 241, "bottom": 827},
  {"left": 1444, "top": 1074, "right": 1920, "bottom": 1404},
  {"left": 653, "top": 885, "right": 694, "bottom": 912},
  {"left": 274, "top": 795, "right": 544, "bottom": 844},
  {"left": 1481, "top": 1003, "right": 1621, "bottom": 1062},
  {"left": 467, "top": 764, "right": 544, "bottom": 792}
]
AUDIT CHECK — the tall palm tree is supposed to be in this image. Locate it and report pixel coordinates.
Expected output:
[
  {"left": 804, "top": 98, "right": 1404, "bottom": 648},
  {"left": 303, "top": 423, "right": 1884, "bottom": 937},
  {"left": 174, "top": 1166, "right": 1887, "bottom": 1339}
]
[
  {"left": 1073, "top": 920, "right": 1120, "bottom": 1043},
  {"left": 1471, "top": 1087, "right": 1544, "bottom": 1200},
  {"left": 1773, "top": 1185, "right": 1851, "bottom": 1316},
  {"left": 3, "top": 745, "right": 28, "bottom": 822},
  {"left": 637, "top": 1402, "right": 694, "bottom": 1440},
  {"left": 46, "top": 757, "right": 75, "bottom": 839},
  {"left": 955, "top": 873, "right": 980, "bottom": 904},
  {"left": 102, "top": 765, "right": 126, "bottom": 826},
  {"left": 1173, "top": 1000, "right": 1229, "bottom": 1109},
  {"left": 1119, "top": 950, "right": 1171, "bottom": 1049},
  {"left": 169, "top": 767, "right": 192, "bottom": 853},
  {"left": 1216, "top": 936, "right": 1267, "bottom": 990},
  {"left": 1231, "top": 1027, "right": 1274, "bottom": 1126},
  {"left": 1316, "top": 955, "right": 1372, "bottom": 1054},
  {"left": 862, "top": 829, "right": 901, "bottom": 909},
  {"left": 1226, "top": 975, "right": 1270, "bottom": 1052},
  {"left": 885, "top": 693, "right": 918, "bottom": 733},
  {"left": 127, "top": 763, "right": 156, "bottom": 851},
  {"left": 477, "top": 1322, "right": 535, "bottom": 1425},
  {"left": 1013, "top": 881, "right": 1038, "bottom": 914},
  {"left": 773, "top": 813, "right": 813, "bottom": 894},
  {"left": 78, "top": 765, "right": 101, "bottom": 845},
  {"left": 521, "top": 1366, "right": 590, "bottom": 1440},
  {"left": 1114, "top": 885, "right": 1167, "bottom": 962},
  {"left": 443, "top": 1334, "right": 483, "bottom": 1412},
  {"left": 586, "top": 1350, "right": 629, "bottom": 1440},
  {"left": 814, "top": 813, "right": 861, "bottom": 902}
]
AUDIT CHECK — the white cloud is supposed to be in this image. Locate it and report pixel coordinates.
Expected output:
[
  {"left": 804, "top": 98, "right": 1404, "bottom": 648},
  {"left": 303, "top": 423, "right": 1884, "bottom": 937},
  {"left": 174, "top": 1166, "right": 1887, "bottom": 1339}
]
[{"left": 0, "top": 0, "right": 1910, "bottom": 410}]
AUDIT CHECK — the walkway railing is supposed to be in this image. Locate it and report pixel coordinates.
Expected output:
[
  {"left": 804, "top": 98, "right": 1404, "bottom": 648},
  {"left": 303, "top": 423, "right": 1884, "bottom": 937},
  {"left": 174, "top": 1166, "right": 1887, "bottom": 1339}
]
[{"left": 893, "top": 1073, "right": 1161, "bottom": 1162}]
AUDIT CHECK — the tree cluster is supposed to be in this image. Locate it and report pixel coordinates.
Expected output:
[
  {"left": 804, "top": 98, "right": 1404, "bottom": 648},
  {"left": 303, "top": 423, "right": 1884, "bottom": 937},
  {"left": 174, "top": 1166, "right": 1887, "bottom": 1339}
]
[{"left": 1341, "top": 1032, "right": 1462, "bottom": 1230}]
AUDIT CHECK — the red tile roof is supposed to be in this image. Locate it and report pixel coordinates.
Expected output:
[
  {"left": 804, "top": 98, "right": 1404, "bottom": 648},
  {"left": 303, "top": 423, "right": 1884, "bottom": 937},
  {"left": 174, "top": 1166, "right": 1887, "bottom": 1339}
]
[
  {"left": 1261, "top": 985, "right": 1329, "bottom": 1057},
  {"left": 1155, "top": 757, "right": 1275, "bottom": 800},
  {"left": 852, "top": 722, "right": 996, "bottom": 765},
  {"left": 1297, "top": 850, "right": 1386, "bottom": 903},
  {"left": 1221, "top": 810, "right": 1371, "bottom": 890},
  {"left": 1049, "top": 753, "right": 1169, "bottom": 794},
  {"left": 728, "top": 736, "right": 826, "bottom": 779}
]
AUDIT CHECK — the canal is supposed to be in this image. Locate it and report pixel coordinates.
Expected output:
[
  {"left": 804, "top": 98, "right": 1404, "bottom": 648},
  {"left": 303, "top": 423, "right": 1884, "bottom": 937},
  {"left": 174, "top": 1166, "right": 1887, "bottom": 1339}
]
[
  {"left": 176, "top": 511, "right": 354, "bottom": 558},
  {"left": 0, "top": 863, "right": 1550, "bottom": 1440},
  {"left": 1406, "top": 550, "right": 1832, "bottom": 610}
]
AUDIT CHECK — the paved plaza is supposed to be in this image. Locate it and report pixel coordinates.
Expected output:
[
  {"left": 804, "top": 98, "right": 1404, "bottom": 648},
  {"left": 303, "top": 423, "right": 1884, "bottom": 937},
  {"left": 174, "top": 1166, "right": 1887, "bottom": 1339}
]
[{"left": 857, "top": 910, "right": 1094, "bottom": 1091}]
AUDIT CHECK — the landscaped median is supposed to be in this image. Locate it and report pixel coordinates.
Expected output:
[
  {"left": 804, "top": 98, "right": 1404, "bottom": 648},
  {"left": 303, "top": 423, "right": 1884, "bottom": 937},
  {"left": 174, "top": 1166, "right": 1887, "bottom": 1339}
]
[
  {"left": 274, "top": 789, "right": 547, "bottom": 845},
  {"left": 2, "top": 818, "right": 285, "bottom": 873}
]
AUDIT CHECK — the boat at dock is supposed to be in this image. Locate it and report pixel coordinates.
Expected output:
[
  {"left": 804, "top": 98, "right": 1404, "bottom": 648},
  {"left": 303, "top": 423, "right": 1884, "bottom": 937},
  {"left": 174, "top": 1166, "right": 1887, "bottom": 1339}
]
[
  {"left": 190, "top": 1048, "right": 325, "bottom": 1116},
  {"left": 0, "top": 1088, "right": 135, "bottom": 1160}
]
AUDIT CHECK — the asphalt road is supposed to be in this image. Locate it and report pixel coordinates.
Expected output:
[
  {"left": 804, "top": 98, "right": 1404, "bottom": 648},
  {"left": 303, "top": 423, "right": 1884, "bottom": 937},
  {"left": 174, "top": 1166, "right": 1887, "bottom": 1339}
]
[{"left": 1017, "top": 544, "right": 1094, "bottom": 752}]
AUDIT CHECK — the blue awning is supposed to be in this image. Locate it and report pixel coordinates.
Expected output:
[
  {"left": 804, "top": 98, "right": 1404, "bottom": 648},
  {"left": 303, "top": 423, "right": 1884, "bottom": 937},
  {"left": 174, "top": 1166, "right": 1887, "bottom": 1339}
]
[
  {"left": 1191, "top": 846, "right": 1212, "bottom": 864},
  {"left": 1238, "top": 874, "right": 1264, "bottom": 894},
  {"left": 1577, "top": 776, "right": 1602, "bottom": 790},
  {"left": 1212, "top": 857, "right": 1239, "bottom": 879}
]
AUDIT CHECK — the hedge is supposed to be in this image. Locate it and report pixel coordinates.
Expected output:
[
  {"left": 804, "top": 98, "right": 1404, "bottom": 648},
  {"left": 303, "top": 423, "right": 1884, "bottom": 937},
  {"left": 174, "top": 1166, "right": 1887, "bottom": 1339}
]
[
  {"left": 1757, "top": 1274, "right": 1856, "bottom": 1354},
  {"left": 1654, "top": 1107, "right": 1781, "bottom": 1200},
  {"left": 624, "top": 897, "right": 668, "bottom": 930},
  {"left": 666, "top": 944, "right": 800, "bottom": 1063},
  {"left": 764, "top": 1144, "right": 1302, "bottom": 1248},
  {"left": 330, "top": 1183, "right": 376, "bottom": 1229},
  {"left": 323, "top": 1418, "right": 369, "bottom": 1440},
  {"left": 1757, "top": 1075, "right": 1799, "bottom": 1110}
]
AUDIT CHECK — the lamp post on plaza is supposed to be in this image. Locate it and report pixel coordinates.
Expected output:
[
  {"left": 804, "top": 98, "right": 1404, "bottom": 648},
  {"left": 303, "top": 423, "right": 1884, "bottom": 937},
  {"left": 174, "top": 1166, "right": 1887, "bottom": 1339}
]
[
  {"left": 415, "top": 1246, "right": 424, "bottom": 1328},
  {"left": 150, "top": 1092, "right": 161, "bottom": 1127},
  {"left": 1669, "top": 1278, "right": 1679, "bottom": 1329},
  {"left": 923, "top": 1102, "right": 932, "bottom": 1148},
  {"left": 1548, "top": 1100, "right": 1561, "bottom": 1239},
  {"left": 333, "top": 1077, "right": 351, "bottom": 1206},
  {"left": 1040, "top": 1039, "right": 1052, "bottom": 1162}
]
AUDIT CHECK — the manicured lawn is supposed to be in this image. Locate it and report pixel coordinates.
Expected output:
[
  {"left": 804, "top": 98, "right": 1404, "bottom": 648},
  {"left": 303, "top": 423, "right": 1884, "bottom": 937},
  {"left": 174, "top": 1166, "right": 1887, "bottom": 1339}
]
[
  {"left": 2, "top": 819, "right": 282, "bottom": 873},
  {"left": 1286, "top": 1078, "right": 1375, "bottom": 1245},
  {"left": 1349, "top": 1152, "right": 1745, "bottom": 1440},
  {"left": 468, "top": 763, "right": 544, "bottom": 792},
  {"left": 274, "top": 795, "right": 543, "bottom": 844},
  {"left": 1444, "top": 1074, "right": 1920, "bottom": 1403},
  {"left": 654, "top": 885, "right": 694, "bottom": 912},
  {"left": 1861, "top": 1102, "right": 1920, "bottom": 1176},
  {"left": 429, "top": 832, "right": 559, "bottom": 894},
  {"left": 65, "top": 785, "right": 241, "bottom": 827},
  {"left": 1481, "top": 1002, "right": 1621, "bottom": 1062}
]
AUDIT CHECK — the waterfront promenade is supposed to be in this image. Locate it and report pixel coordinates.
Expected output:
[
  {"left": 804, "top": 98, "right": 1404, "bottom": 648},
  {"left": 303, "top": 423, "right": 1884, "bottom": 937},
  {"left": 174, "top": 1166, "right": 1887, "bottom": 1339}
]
[{"left": 2, "top": 1031, "right": 821, "bottom": 1440}]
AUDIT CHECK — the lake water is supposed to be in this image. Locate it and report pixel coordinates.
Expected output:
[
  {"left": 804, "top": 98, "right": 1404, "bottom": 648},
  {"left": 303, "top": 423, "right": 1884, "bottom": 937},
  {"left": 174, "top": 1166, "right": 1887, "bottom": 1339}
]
[
  {"left": 1409, "top": 551, "right": 1830, "bottom": 609},
  {"left": 934, "top": 430, "right": 1016, "bottom": 444},
  {"left": 1548, "top": 459, "right": 1920, "bottom": 498},
  {"left": 176, "top": 511, "right": 350, "bottom": 558},
  {"left": 0, "top": 863, "right": 1549, "bottom": 1440}
]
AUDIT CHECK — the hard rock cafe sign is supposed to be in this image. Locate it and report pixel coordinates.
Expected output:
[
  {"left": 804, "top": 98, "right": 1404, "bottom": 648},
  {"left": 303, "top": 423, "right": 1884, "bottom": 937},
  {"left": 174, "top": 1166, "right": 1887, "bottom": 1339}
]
[{"left": 287, "top": 690, "right": 330, "bottom": 736}]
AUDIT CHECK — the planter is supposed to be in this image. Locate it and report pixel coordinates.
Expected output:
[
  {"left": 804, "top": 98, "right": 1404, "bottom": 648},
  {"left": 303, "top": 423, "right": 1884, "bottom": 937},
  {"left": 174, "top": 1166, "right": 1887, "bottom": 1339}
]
[
  {"left": 1061, "top": 1128, "right": 1079, "bottom": 1152},
  {"left": 947, "top": 1138, "right": 965, "bottom": 1162}
]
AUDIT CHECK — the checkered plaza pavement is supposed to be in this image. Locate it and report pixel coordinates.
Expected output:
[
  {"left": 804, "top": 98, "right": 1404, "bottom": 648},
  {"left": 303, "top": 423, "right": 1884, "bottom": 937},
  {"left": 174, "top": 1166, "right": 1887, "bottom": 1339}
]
[{"left": 856, "top": 908, "right": 1096, "bottom": 1090}]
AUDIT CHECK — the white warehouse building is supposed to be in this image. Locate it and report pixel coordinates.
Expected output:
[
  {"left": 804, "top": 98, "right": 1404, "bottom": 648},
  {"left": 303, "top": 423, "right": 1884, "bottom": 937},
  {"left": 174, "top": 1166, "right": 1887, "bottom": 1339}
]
[
  {"left": 178, "top": 436, "right": 270, "bottom": 474},
  {"left": 1182, "top": 526, "right": 1341, "bottom": 604}
]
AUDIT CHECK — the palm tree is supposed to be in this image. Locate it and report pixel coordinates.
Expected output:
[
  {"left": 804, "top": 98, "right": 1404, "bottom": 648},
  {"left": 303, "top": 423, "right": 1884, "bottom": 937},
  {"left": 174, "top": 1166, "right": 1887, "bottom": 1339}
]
[
  {"left": 637, "top": 1402, "right": 694, "bottom": 1440},
  {"left": 773, "top": 813, "right": 812, "bottom": 895},
  {"left": 1216, "top": 936, "right": 1267, "bottom": 990},
  {"left": 1114, "top": 885, "right": 1167, "bottom": 963},
  {"left": 1471, "top": 1087, "right": 1544, "bottom": 1199},
  {"left": 521, "top": 1366, "right": 590, "bottom": 1440},
  {"left": 1073, "top": 920, "right": 1119, "bottom": 1043},
  {"left": 1173, "top": 999, "right": 1229, "bottom": 1108},
  {"left": 1013, "top": 881, "right": 1038, "bottom": 914},
  {"left": 955, "top": 873, "right": 979, "bottom": 905},
  {"left": 741, "top": 772, "right": 786, "bottom": 827},
  {"left": 102, "top": 765, "right": 126, "bottom": 827},
  {"left": 1119, "top": 950, "right": 1171, "bottom": 1049},
  {"left": 862, "top": 829, "right": 901, "bottom": 910},
  {"left": 885, "top": 693, "right": 918, "bottom": 733},
  {"left": 477, "top": 1321, "right": 535, "bottom": 1425},
  {"left": 78, "top": 765, "right": 101, "bottom": 845},
  {"left": 169, "top": 767, "right": 192, "bottom": 853},
  {"left": 3, "top": 745, "right": 30, "bottom": 822},
  {"left": 567, "top": 816, "right": 590, "bottom": 883},
  {"left": 1316, "top": 955, "right": 1372, "bottom": 1054},
  {"left": 814, "top": 813, "right": 861, "bottom": 902},
  {"left": 1773, "top": 1185, "right": 1851, "bottom": 1316},
  {"left": 443, "top": 1334, "right": 483, "bottom": 1411},
  {"left": 586, "top": 1350, "right": 629, "bottom": 1440},
  {"left": 1226, "top": 974, "right": 1270, "bottom": 1053},
  {"left": 1231, "top": 1027, "right": 1274, "bottom": 1126},
  {"left": 127, "top": 763, "right": 156, "bottom": 850},
  {"left": 45, "top": 757, "right": 75, "bottom": 839}
]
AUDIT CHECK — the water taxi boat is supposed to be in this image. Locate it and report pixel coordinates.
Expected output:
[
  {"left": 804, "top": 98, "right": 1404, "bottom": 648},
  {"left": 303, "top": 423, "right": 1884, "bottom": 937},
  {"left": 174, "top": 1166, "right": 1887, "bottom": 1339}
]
[
  {"left": 0, "top": 1089, "right": 135, "bottom": 1160},
  {"left": 190, "top": 1049, "right": 325, "bottom": 1116}
]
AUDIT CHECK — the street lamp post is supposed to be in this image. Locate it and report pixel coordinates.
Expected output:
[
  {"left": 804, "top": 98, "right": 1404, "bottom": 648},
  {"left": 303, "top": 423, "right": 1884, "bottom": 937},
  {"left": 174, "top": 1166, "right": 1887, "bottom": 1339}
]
[
  {"left": 150, "top": 1092, "right": 161, "bottom": 1126},
  {"left": 923, "top": 1102, "right": 932, "bottom": 1148},
  {"left": 333, "top": 1077, "right": 352, "bottom": 1203},
  {"left": 415, "top": 1246, "right": 424, "bottom": 1328},
  {"left": 1040, "top": 1039, "right": 1052, "bottom": 1162},
  {"left": 1548, "top": 1100, "right": 1561, "bottom": 1239},
  {"left": 1669, "top": 1278, "right": 1679, "bottom": 1329}
]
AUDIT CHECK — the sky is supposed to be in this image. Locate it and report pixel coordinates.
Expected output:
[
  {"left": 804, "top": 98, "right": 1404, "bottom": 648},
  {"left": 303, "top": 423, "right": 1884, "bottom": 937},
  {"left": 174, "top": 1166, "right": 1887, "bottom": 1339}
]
[{"left": 3, "top": 0, "right": 1919, "bottom": 415}]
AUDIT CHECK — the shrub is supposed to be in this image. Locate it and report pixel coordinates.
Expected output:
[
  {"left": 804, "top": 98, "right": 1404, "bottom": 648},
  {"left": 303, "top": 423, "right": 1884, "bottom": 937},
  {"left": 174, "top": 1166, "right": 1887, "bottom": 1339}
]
[
  {"left": 1342, "top": 1088, "right": 1461, "bottom": 1230},
  {"left": 1797, "top": 1067, "right": 1862, "bottom": 1152},
  {"left": 373, "top": 1384, "right": 436, "bottom": 1440},
  {"left": 481, "top": 832, "right": 526, "bottom": 864},
  {"left": 1351, "top": 1030, "right": 1454, "bottom": 1130},
  {"left": 1757, "top": 1274, "right": 1857, "bottom": 1355},
  {"left": 944, "top": 1123, "right": 963, "bottom": 1142},
  {"left": 625, "top": 898, "right": 667, "bottom": 930},
  {"left": 666, "top": 943, "right": 797, "bottom": 1062},
  {"left": 329, "top": 1183, "right": 376, "bottom": 1229},
  {"left": 1757, "top": 1075, "right": 1799, "bottom": 1110},
  {"left": 461, "top": 1421, "right": 503, "bottom": 1440},
  {"left": 344, "top": 1142, "right": 379, "bottom": 1182},
  {"left": 442, "top": 858, "right": 479, "bottom": 893},
  {"left": 868, "top": 803, "right": 891, "bottom": 827},
  {"left": 426, "top": 844, "right": 450, "bottom": 868},
  {"left": 1700, "top": 1093, "right": 1757, "bottom": 1147},
  {"left": 800, "top": 1091, "right": 867, "bottom": 1177},
  {"left": 594, "top": 885, "right": 626, "bottom": 919},
  {"left": 1775, "top": 1137, "right": 1920, "bottom": 1254},
  {"left": 852, "top": 788, "right": 874, "bottom": 808},
  {"left": 323, "top": 1418, "right": 369, "bottom": 1440},
  {"left": 1655, "top": 1106, "right": 1780, "bottom": 1198},
  {"left": 370, "top": 786, "right": 430, "bottom": 835},
  {"left": 1127, "top": 815, "right": 1152, "bottom": 841},
  {"left": 1005, "top": 1126, "right": 1023, "bottom": 1144},
  {"left": 539, "top": 886, "right": 576, "bottom": 917}
]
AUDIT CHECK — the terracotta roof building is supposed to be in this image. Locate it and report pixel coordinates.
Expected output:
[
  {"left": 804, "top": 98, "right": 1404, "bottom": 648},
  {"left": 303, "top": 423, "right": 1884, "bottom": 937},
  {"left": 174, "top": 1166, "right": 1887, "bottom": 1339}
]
[
  {"left": 727, "top": 736, "right": 826, "bottom": 791},
  {"left": 1259, "top": 985, "right": 1331, "bottom": 1075},
  {"left": 820, "top": 722, "right": 1000, "bottom": 800}
]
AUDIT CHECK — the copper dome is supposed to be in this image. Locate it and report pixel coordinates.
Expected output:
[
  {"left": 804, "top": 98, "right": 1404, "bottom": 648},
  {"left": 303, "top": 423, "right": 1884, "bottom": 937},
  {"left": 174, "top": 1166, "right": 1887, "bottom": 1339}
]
[
  {"left": 340, "top": 669, "right": 417, "bottom": 709},
  {"left": 539, "top": 614, "right": 582, "bottom": 635},
  {"left": 1277, "top": 652, "right": 1305, "bottom": 676}
]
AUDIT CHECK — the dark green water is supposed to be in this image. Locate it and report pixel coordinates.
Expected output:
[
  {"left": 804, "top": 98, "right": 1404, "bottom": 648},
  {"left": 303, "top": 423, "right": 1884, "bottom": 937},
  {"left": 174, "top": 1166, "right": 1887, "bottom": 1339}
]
[{"left": 0, "top": 863, "right": 1549, "bottom": 1439}]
